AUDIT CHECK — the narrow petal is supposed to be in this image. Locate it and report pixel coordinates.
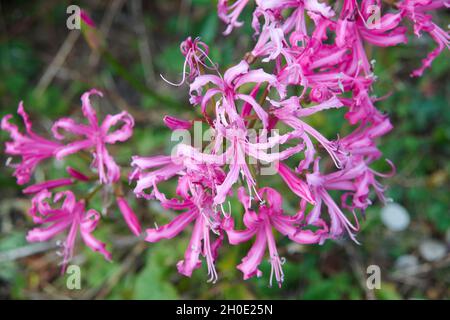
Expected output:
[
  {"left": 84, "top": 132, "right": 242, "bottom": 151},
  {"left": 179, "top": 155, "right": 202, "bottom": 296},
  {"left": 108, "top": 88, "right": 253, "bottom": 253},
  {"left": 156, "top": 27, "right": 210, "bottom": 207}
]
[{"left": 145, "top": 209, "right": 197, "bottom": 242}]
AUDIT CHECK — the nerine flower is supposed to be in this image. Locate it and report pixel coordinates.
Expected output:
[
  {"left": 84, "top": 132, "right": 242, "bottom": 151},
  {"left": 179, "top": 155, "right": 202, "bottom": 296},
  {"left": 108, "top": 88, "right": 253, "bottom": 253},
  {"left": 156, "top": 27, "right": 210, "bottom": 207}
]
[
  {"left": 224, "top": 187, "right": 328, "bottom": 287},
  {"left": 398, "top": 0, "right": 450, "bottom": 76},
  {"left": 1, "top": 102, "right": 61, "bottom": 185},
  {"left": 161, "top": 36, "right": 214, "bottom": 86},
  {"left": 145, "top": 176, "right": 223, "bottom": 282},
  {"left": 52, "top": 89, "right": 134, "bottom": 184},
  {"left": 27, "top": 0, "right": 443, "bottom": 285},
  {"left": 218, "top": 0, "right": 250, "bottom": 35},
  {"left": 190, "top": 60, "right": 277, "bottom": 128},
  {"left": 26, "top": 190, "right": 111, "bottom": 270},
  {"left": 211, "top": 120, "right": 305, "bottom": 206},
  {"left": 270, "top": 95, "right": 345, "bottom": 170}
]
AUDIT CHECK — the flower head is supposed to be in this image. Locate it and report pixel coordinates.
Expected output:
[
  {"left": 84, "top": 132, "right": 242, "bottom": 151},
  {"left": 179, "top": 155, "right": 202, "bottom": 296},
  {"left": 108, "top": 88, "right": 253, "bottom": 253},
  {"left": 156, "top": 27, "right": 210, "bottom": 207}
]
[
  {"left": 26, "top": 190, "right": 111, "bottom": 270},
  {"left": 52, "top": 89, "right": 134, "bottom": 184},
  {"left": 1, "top": 102, "right": 61, "bottom": 185}
]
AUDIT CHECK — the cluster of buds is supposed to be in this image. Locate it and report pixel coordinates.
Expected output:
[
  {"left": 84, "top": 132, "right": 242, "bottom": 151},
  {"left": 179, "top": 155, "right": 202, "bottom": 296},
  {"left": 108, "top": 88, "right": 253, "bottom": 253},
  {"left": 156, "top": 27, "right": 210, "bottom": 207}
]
[{"left": 2, "top": 1, "right": 448, "bottom": 285}]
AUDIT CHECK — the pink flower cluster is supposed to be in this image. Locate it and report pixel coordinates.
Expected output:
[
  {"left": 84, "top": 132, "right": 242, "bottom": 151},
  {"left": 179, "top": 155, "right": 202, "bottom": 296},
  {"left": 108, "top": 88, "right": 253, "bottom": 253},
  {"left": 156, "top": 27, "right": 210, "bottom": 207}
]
[
  {"left": 2, "top": 89, "right": 140, "bottom": 270},
  {"left": 1, "top": 1, "right": 448, "bottom": 285},
  {"left": 130, "top": 0, "right": 448, "bottom": 286}
]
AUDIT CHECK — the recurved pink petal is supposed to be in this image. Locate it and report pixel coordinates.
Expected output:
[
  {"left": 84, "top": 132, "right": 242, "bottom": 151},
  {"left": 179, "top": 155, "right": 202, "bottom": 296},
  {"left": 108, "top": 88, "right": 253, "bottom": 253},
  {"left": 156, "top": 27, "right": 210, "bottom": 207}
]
[
  {"left": 163, "top": 115, "right": 193, "bottom": 130},
  {"left": 176, "top": 216, "right": 204, "bottom": 277},
  {"left": 102, "top": 111, "right": 135, "bottom": 144},
  {"left": 23, "top": 178, "right": 73, "bottom": 195},
  {"left": 81, "top": 89, "right": 102, "bottom": 128},
  {"left": 278, "top": 162, "right": 315, "bottom": 204},
  {"left": 237, "top": 228, "right": 266, "bottom": 280},
  {"left": 26, "top": 219, "right": 72, "bottom": 242},
  {"left": 224, "top": 60, "right": 249, "bottom": 86},
  {"left": 55, "top": 139, "right": 94, "bottom": 159},
  {"left": 145, "top": 209, "right": 197, "bottom": 242}
]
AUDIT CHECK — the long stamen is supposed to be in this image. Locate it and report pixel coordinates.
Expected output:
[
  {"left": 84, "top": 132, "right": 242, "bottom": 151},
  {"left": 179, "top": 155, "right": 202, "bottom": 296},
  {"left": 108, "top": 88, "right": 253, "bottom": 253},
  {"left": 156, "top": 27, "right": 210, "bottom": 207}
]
[
  {"left": 203, "top": 223, "right": 218, "bottom": 284},
  {"left": 265, "top": 223, "right": 284, "bottom": 287}
]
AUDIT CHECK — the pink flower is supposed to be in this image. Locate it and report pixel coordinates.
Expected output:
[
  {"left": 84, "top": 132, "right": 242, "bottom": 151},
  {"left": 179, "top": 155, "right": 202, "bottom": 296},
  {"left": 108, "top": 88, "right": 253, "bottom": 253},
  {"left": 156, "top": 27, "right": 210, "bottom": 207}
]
[
  {"left": 145, "top": 177, "right": 223, "bottom": 282},
  {"left": 52, "top": 89, "right": 134, "bottom": 184},
  {"left": 399, "top": 0, "right": 450, "bottom": 76},
  {"left": 305, "top": 157, "right": 393, "bottom": 243},
  {"left": 218, "top": 0, "right": 250, "bottom": 35},
  {"left": 190, "top": 60, "right": 277, "bottom": 128},
  {"left": 211, "top": 122, "right": 304, "bottom": 206},
  {"left": 334, "top": 0, "right": 407, "bottom": 76},
  {"left": 161, "top": 37, "right": 214, "bottom": 86},
  {"left": 224, "top": 187, "right": 328, "bottom": 286},
  {"left": 270, "top": 95, "right": 345, "bottom": 170},
  {"left": 26, "top": 190, "right": 111, "bottom": 270},
  {"left": 251, "top": 11, "right": 287, "bottom": 62},
  {"left": 1, "top": 102, "right": 61, "bottom": 185},
  {"left": 130, "top": 155, "right": 185, "bottom": 199}
]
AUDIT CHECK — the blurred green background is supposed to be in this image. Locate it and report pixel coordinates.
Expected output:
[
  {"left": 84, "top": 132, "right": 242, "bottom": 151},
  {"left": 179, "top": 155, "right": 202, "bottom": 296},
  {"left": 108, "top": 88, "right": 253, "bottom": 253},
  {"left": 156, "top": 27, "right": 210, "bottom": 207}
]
[{"left": 0, "top": 0, "right": 448, "bottom": 300}]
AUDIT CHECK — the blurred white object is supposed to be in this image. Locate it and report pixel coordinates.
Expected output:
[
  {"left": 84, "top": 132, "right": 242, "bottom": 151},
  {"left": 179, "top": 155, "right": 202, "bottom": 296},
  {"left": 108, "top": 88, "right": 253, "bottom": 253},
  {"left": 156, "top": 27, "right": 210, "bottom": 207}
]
[
  {"left": 419, "top": 239, "right": 447, "bottom": 262},
  {"left": 394, "top": 255, "right": 419, "bottom": 275},
  {"left": 380, "top": 203, "right": 410, "bottom": 231}
]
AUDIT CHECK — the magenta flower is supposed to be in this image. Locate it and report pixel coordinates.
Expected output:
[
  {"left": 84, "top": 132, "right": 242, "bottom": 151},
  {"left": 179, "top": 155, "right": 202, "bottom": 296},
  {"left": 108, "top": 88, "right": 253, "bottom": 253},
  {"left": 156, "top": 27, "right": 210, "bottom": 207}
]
[
  {"left": 270, "top": 95, "right": 345, "bottom": 170},
  {"left": 52, "top": 89, "right": 134, "bottom": 184},
  {"left": 335, "top": 0, "right": 407, "bottom": 76},
  {"left": 305, "top": 158, "right": 393, "bottom": 243},
  {"left": 224, "top": 187, "right": 328, "bottom": 287},
  {"left": 190, "top": 60, "right": 277, "bottom": 128},
  {"left": 26, "top": 190, "right": 111, "bottom": 270},
  {"left": 1, "top": 102, "right": 61, "bottom": 185},
  {"left": 211, "top": 122, "right": 304, "bottom": 206},
  {"left": 399, "top": 0, "right": 450, "bottom": 76},
  {"left": 130, "top": 155, "right": 185, "bottom": 199},
  {"left": 161, "top": 37, "right": 214, "bottom": 86},
  {"left": 218, "top": 0, "right": 250, "bottom": 35},
  {"left": 8, "top": 0, "right": 442, "bottom": 284},
  {"left": 145, "top": 177, "right": 223, "bottom": 282}
]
